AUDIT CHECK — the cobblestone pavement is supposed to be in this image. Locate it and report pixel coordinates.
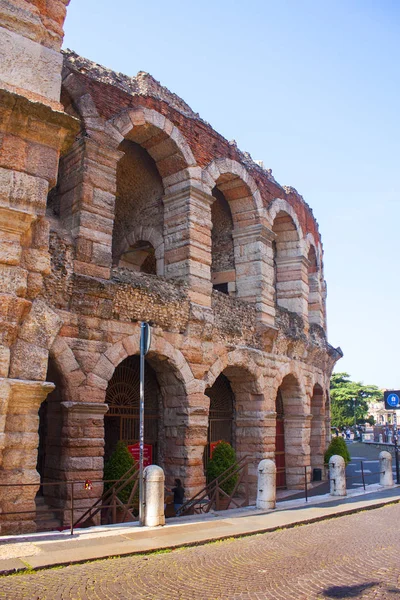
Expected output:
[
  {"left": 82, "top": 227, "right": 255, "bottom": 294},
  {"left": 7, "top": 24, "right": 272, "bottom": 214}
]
[{"left": 1, "top": 503, "right": 400, "bottom": 599}]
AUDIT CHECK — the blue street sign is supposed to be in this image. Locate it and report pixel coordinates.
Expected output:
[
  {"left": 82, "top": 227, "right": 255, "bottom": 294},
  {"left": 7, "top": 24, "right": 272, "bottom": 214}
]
[{"left": 384, "top": 391, "right": 400, "bottom": 410}]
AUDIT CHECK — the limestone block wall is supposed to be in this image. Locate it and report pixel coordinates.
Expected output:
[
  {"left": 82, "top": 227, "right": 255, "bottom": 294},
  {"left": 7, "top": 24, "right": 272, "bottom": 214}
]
[
  {"left": 0, "top": 12, "right": 343, "bottom": 534},
  {"left": 0, "top": 0, "right": 79, "bottom": 533}
]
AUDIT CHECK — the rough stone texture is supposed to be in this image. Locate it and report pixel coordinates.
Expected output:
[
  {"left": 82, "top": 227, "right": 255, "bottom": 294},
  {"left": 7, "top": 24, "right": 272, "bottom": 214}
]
[{"left": 0, "top": 2, "right": 342, "bottom": 534}]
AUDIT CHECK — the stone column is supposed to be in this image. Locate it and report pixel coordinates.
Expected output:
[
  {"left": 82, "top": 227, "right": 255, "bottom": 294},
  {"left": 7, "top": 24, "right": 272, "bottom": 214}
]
[
  {"left": 163, "top": 391, "right": 209, "bottom": 498},
  {"left": 56, "top": 401, "right": 109, "bottom": 526},
  {"left": 308, "top": 271, "right": 324, "bottom": 326},
  {"left": 235, "top": 401, "right": 276, "bottom": 501},
  {"left": 163, "top": 184, "right": 213, "bottom": 308},
  {"left": 0, "top": 379, "right": 54, "bottom": 534},
  {"left": 275, "top": 255, "right": 309, "bottom": 321},
  {"left": 284, "top": 414, "right": 312, "bottom": 488},
  {"left": 232, "top": 224, "right": 276, "bottom": 327},
  {"left": 58, "top": 138, "right": 123, "bottom": 279},
  {"left": 310, "top": 415, "right": 326, "bottom": 472}
]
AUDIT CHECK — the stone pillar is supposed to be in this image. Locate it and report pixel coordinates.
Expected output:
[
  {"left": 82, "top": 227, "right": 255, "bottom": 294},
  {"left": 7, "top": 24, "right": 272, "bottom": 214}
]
[
  {"left": 144, "top": 464, "right": 165, "bottom": 527},
  {"left": 275, "top": 255, "right": 309, "bottom": 321},
  {"left": 284, "top": 414, "right": 312, "bottom": 488},
  {"left": 308, "top": 271, "right": 324, "bottom": 326},
  {"left": 235, "top": 398, "right": 275, "bottom": 500},
  {"left": 0, "top": 379, "right": 54, "bottom": 534},
  {"left": 163, "top": 391, "right": 209, "bottom": 498},
  {"left": 329, "top": 455, "right": 346, "bottom": 496},
  {"left": 379, "top": 451, "right": 394, "bottom": 487},
  {"left": 163, "top": 185, "right": 213, "bottom": 307},
  {"left": 232, "top": 224, "right": 276, "bottom": 327},
  {"left": 58, "top": 138, "right": 123, "bottom": 279},
  {"left": 55, "top": 402, "right": 109, "bottom": 526},
  {"left": 256, "top": 459, "right": 276, "bottom": 510}
]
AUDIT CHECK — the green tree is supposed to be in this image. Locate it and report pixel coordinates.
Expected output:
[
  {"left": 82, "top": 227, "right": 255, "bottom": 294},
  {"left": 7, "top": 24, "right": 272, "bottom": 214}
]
[
  {"left": 330, "top": 372, "right": 383, "bottom": 428},
  {"left": 104, "top": 441, "right": 137, "bottom": 504}
]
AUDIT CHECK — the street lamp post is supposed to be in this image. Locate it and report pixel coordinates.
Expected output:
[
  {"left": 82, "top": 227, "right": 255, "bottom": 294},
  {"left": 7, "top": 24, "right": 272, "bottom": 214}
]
[{"left": 139, "top": 322, "right": 151, "bottom": 527}]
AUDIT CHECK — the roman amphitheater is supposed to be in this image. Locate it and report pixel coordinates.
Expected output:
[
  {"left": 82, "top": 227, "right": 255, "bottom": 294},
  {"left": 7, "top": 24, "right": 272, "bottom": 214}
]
[{"left": 0, "top": 1, "right": 341, "bottom": 533}]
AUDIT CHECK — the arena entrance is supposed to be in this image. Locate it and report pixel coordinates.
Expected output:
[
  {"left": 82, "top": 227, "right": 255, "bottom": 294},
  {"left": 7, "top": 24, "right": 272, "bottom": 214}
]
[
  {"left": 204, "top": 373, "right": 234, "bottom": 470},
  {"left": 275, "top": 389, "right": 286, "bottom": 488},
  {"left": 104, "top": 356, "right": 160, "bottom": 464}
]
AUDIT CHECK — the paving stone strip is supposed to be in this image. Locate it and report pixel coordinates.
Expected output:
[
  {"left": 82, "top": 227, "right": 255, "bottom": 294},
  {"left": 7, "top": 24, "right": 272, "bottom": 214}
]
[{"left": 0, "top": 502, "right": 400, "bottom": 599}]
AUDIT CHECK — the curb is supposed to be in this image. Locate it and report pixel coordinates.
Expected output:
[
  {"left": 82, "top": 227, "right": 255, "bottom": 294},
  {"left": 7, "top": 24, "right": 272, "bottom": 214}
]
[{"left": 1, "top": 494, "right": 400, "bottom": 577}]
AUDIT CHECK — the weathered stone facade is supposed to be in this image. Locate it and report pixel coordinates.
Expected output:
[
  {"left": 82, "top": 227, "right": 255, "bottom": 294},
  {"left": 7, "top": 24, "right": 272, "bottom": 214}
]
[{"left": 0, "top": 2, "right": 341, "bottom": 533}]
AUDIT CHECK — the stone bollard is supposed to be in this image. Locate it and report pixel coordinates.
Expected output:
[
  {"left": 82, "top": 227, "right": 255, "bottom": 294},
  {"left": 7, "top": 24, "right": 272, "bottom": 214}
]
[
  {"left": 256, "top": 459, "right": 276, "bottom": 510},
  {"left": 379, "top": 434, "right": 383, "bottom": 443},
  {"left": 379, "top": 451, "right": 394, "bottom": 487},
  {"left": 144, "top": 465, "right": 165, "bottom": 527},
  {"left": 329, "top": 455, "right": 346, "bottom": 496},
  {"left": 388, "top": 432, "right": 393, "bottom": 444}
]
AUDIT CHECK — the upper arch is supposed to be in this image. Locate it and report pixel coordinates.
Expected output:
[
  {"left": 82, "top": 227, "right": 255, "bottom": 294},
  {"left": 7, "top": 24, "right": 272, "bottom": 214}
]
[
  {"left": 267, "top": 198, "right": 303, "bottom": 240},
  {"left": 108, "top": 107, "right": 197, "bottom": 179},
  {"left": 204, "top": 158, "right": 264, "bottom": 223}
]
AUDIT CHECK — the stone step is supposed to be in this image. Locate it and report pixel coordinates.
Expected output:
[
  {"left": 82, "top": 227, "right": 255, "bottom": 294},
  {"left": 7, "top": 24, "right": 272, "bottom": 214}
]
[
  {"left": 35, "top": 497, "right": 62, "bottom": 532},
  {"left": 35, "top": 518, "right": 62, "bottom": 532}
]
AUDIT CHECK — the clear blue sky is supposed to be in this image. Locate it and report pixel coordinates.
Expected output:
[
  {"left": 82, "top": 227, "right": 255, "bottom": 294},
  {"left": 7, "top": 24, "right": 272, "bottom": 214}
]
[{"left": 63, "top": 0, "right": 400, "bottom": 390}]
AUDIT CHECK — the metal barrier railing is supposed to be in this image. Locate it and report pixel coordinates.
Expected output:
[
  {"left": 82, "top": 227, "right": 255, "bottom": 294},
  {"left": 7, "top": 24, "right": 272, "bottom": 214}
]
[
  {"left": 343, "top": 460, "right": 384, "bottom": 491},
  {"left": 276, "top": 466, "right": 313, "bottom": 503},
  {"left": 0, "top": 467, "right": 139, "bottom": 537}
]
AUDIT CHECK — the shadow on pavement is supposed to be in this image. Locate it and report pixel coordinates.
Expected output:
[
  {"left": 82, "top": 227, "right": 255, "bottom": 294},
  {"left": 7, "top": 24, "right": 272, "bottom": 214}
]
[{"left": 322, "top": 581, "right": 378, "bottom": 597}]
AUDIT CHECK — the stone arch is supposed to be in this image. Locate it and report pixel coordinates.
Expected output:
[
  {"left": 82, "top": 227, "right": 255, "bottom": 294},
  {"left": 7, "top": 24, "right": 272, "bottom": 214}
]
[
  {"left": 267, "top": 198, "right": 303, "bottom": 238},
  {"left": 204, "top": 159, "right": 265, "bottom": 298},
  {"left": 204, "top": 158, "right": 263, "bottom": 224},
  {"left": 204, "top": 350, "right": 267, "bottom": 498},
  {"left": 268, "top": 200, "right": 308, "bottom": 317},
  {"left": 61, "top": 72, "right": 110, "bottom": 145},
  {"left": 48, "top": 337, "right": 85, "bottom": 402},
  {"left": 109, "top": 107, "right": 197, "bottom": 179},
  {"left": 204, "top": 349, "right": 263, "bottom": 393},
  {"left": 113, "top": 225, "right": 165, "bottom": 275},
  {"left": 92, "top": 329, "right": 196, "bottom": 392},
  {"left": 91, "top": 330, "right": 202, "bottom": 488}
]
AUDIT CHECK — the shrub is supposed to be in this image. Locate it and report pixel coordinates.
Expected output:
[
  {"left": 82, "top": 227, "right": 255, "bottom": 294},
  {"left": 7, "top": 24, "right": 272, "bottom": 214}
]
[
  {"left": 324, "top": 436, "right": 351, "bottom": 466},
  {"left": 206, "top": 441, "right": 238, "bottom": 495},
  {"left": 104, "top": 441, "right": 136, "bottom": 504}
]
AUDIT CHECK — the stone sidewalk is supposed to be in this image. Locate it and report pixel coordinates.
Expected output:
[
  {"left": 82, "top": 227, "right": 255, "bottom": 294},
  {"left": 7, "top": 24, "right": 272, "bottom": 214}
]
[{"left": 1, "top": 484, "right": 399, "bottom": 576}]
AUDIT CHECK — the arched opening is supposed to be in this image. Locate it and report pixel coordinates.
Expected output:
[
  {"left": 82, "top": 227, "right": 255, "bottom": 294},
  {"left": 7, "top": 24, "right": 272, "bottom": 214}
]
[
  {"left": 104, "top": 356, "right": 161, "bottom": 464},
  {"left": 275, "top": 389, "right": 286, "bottom": 488},
  {"left": 113, "top": 140, "right": 164, "bottom": 270},
  {"left": 205, "top": 364, "right": 264, "bottom": 499},
  {"left": 211, "top": 187, "right": 235, "bottom": 295},
  {"left": 204, "top": 373, "right": 234, "bottom": 469},
  {"left": 36, "top": 359, "right": 65, "bottom": 516},
  {"left": 272, "top": 211, "right": 302, "bottom": 314},
  {"left": 118, "top": 240, "right": 157, "bottom": 274},
  {"left": 276, "top": 374, "right": 310, "bottom": 488},
  {"left": 104, "top": 351, "right": 191, "bottom": 487},
  {"left": 310, "top": 384, "right": 325, "bottom": 472}
]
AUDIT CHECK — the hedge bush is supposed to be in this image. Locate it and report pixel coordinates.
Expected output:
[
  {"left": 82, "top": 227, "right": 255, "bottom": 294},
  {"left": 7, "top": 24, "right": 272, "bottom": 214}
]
[
  {"left": 324, "top": 436, "right": 351, "bottom": 466},
  {"left": 104, "top": 441, "right": 136, "bottom": 504},
  {"left": 206, "top": 441, "right": 238, "bottom": 495}
]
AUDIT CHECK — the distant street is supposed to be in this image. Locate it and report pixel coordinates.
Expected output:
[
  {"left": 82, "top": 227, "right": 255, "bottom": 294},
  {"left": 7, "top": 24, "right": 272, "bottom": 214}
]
[{"left": 1, "top": 501, "right": 400, "bottom": 599}]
